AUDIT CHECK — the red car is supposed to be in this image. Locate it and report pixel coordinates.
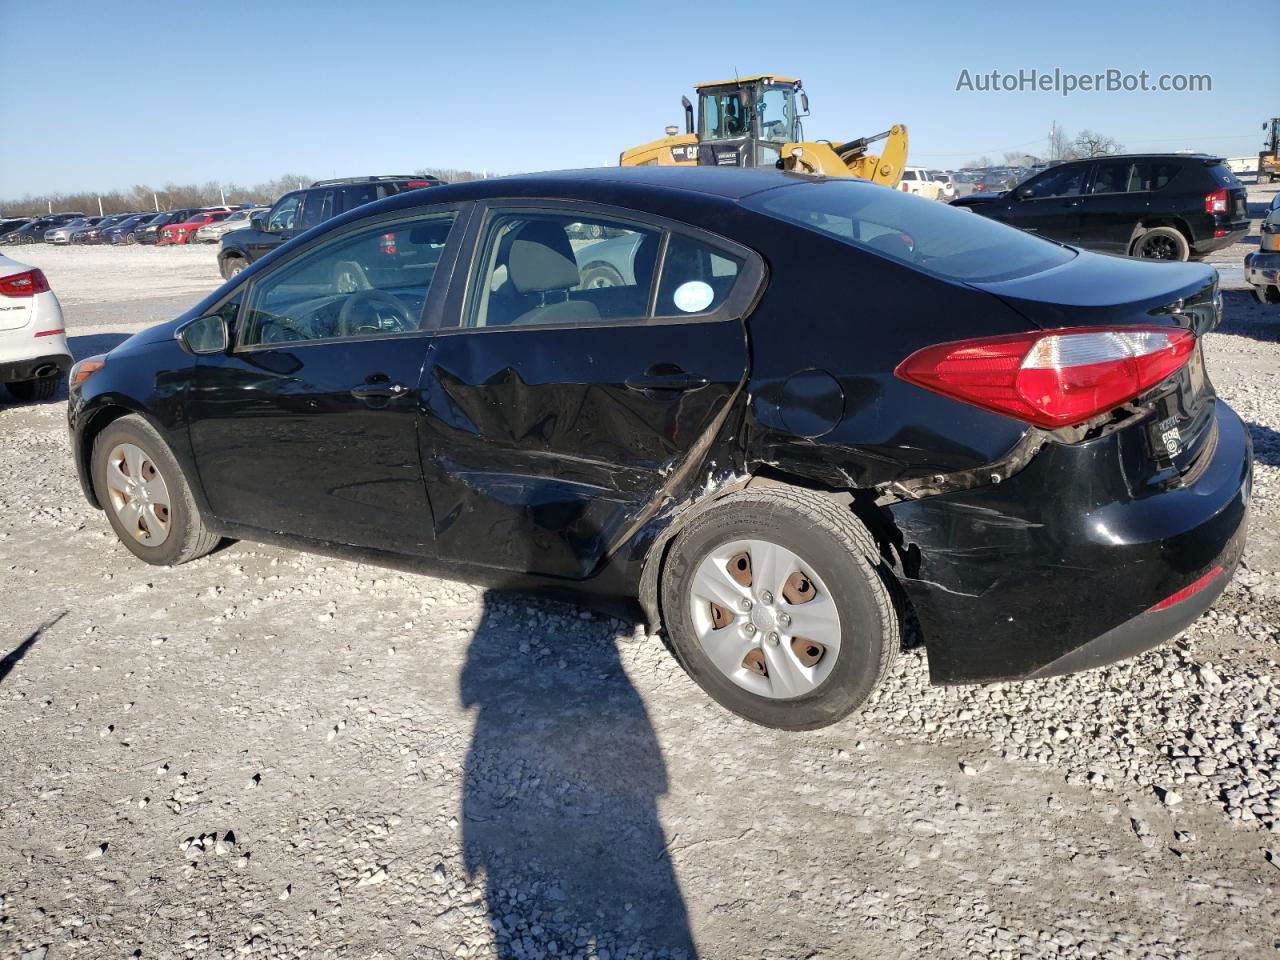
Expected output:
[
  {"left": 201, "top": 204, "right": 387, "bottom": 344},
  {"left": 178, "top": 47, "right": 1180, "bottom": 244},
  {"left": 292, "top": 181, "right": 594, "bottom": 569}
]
[{"left": 158, "top": 210, "right": 232, "bottom": 246}]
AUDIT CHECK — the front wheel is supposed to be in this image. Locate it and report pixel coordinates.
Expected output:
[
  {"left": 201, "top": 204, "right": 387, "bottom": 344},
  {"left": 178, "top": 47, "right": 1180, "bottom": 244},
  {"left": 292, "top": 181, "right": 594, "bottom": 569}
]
[
  {"left": 220, "top": 256, "right": 247, "bottom": 281},
  {"left": 659, "top": 486, "right": 899, "bottom": 730},
  {"left": 92, "top": 414, "right": 220, "bottom": 566},
  {"left": 125, "top": 232, "right": 138, "bottom": 245},
  {"left": 1132, "top": 227, "right": 1189, "bottom": 261}
]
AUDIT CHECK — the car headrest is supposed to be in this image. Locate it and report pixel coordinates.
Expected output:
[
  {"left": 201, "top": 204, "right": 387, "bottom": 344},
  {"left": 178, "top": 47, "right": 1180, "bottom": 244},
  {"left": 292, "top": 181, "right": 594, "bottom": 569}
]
[{"left": 507, "top": 220, "right": 580, "bottom": 294}]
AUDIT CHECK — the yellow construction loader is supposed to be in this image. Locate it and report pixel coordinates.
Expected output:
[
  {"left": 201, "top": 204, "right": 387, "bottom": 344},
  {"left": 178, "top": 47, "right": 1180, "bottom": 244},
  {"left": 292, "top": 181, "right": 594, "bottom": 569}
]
[{"left": 620, "top": 75, "right": 908, "bottom": 187}]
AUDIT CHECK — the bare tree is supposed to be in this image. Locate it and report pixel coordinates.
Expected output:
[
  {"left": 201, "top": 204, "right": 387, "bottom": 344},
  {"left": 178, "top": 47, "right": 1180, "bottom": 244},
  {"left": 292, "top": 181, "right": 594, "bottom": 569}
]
[
  {"left": 964, "top": 155, "right": 994, "bottom": 169},
  {"left": 1072, "top": 129, "right": 1124, "bottom": 158},
  {"left": 1048, "top": 124, "right": 1075, "bottom": 164}
]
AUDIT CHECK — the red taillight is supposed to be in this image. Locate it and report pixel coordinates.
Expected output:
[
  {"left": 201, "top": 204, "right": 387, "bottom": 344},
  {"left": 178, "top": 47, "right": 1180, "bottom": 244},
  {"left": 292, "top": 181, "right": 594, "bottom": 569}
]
[
  {"left": 0, "top": 269, "right": 50, "bottom": 297},
  {"left": 34, "top": 328, "right": 64, "bottom": 337},
  {"left": 895, "top": 326, "right": 1197, "bottom": 429},
  {"left": 406, "top": 180, "right": 434, "bottom": 188},
  {"left": 1204, "top": 189, "right": 1228, "bottom": 214},
  {"left": 380, "top": 232, "right": 398, "bottom": 255},
  {"left": 1147, "top": 566, "right": 1223, "bottom": 613}
]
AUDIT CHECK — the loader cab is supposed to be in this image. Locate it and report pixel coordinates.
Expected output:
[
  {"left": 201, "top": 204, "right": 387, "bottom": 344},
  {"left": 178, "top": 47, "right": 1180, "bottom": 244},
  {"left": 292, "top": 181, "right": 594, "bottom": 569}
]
[{"left": 695, "top": 77, "right": 806, "bottom": 169}]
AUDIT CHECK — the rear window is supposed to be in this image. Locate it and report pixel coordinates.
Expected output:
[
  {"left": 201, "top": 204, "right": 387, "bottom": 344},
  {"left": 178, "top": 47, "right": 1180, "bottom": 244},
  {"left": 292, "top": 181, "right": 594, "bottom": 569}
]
[
  {"left": 747, "top": 180, "right": 1076, "bottom": 283},
  {"left": 1207, "top": 163, "right": 1242, "bottom": 189}
]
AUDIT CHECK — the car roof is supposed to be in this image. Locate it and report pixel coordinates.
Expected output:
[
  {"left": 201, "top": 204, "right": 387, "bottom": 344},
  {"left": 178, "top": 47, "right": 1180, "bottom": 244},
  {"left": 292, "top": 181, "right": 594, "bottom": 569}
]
[{"left": 418, "top": 166, "right": 812, "bottom": 204}]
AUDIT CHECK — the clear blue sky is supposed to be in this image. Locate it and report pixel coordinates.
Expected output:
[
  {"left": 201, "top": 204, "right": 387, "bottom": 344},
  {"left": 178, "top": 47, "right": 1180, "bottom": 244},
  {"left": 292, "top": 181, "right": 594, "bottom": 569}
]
[{"left": 0, "top": 0, "right": 1268, "bottom": 196}]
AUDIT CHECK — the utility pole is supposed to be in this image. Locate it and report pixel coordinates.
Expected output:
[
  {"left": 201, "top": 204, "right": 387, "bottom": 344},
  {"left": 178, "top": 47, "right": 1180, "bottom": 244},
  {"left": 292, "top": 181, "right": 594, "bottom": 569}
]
[
  {"left": 153, "top": 192, "right": 160, "bottom": 212},
  {"left": 220, "top": 186, "right": 226, "bottom": 206},
  {"left": 98, "top": 196, "right": 104, "bottom": 217},
  {"left": 47, "top": 199, "right": 53, "bottom": 214}
]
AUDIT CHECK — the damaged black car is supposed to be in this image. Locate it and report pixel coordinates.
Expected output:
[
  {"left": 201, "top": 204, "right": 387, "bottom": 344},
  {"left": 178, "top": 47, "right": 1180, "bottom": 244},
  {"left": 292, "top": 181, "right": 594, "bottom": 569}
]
[{"left": 67, "top": 167, "right": 1251, "bottom": 729}]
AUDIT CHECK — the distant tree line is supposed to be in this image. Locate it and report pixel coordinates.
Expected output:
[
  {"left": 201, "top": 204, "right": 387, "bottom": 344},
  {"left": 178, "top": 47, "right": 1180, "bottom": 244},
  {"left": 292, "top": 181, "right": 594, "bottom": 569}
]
[
  {"left": 1, "top": 167, "right": 496, "bottom": 218},
  {"left": 962, "top": 127, "right": 1124, "bottom": 170}
]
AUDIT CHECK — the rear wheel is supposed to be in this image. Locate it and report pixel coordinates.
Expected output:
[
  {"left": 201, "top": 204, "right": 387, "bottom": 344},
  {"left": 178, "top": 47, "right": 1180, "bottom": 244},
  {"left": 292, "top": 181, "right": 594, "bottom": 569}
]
[
  {"left": 125, "top": 232, "right": 138, "bottom": 245},
  {"left": 5, "top": 376, "right": 60, "bottom": 403},
  {"left": 1132, "top": 227, "right": 1189, "bottom": 261},
  {"left": 92, "top": 415, "right": 220, "bottom": 566},
  {"left": 660, "top": 486, "right": 898, "bottom": 730},
  {"left": 579, "top": 263, "right": 625, "bottom": 289}
]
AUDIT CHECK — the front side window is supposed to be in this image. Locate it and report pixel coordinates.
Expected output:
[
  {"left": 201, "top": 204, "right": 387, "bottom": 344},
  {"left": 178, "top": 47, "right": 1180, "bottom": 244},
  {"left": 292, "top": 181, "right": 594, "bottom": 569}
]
[
  {"left": 1020, "top": 164, "right": 1087, "bottom": 199},
  {"left": 240, "top": 212, "right": 456, "bottom": 347},
  {"left": 748, "top": 179, "right": 1076, "bottom": 283},
  {"left": 701, "top": 91, "right": 749, "bottom": 139},
  {"left": 267, "top": 193, "right": 303, "bottom": 232}
]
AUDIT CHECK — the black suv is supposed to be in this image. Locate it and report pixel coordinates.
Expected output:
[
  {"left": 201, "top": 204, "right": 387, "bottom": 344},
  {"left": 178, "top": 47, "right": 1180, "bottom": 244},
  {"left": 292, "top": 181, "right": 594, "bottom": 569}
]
[
  {"left": 950, "top": 154, "right": 1248, "bottom": 260},
  {"left": 217, "top": 175, "right": 442, "bottom": 279}
]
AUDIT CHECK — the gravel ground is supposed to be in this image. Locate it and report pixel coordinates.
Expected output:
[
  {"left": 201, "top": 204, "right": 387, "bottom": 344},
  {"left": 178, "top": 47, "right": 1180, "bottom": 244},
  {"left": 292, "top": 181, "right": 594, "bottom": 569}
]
[{"left": 2, "top": 192, "right": 1279, "bottom": 960}]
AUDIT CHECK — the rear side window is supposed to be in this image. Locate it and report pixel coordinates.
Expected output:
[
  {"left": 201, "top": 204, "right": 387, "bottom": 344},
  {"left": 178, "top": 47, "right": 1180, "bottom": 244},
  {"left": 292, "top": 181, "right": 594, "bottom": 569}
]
[
  {"left": 1129, "top": 161, "right": 1182, "bottom": 191},
  {"left": 748, "top": 180, "right": 1076, "bottom": 283}
]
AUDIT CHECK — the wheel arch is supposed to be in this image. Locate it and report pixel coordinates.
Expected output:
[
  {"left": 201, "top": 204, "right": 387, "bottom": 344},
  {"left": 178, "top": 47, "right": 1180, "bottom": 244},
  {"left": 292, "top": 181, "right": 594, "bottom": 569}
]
[
  {"left": 76, "top": 401, "right": 167, "bottom": 509},
  {"left": 637, "top": 469, "right": 903, "bottom": 635},
  {"left": 1128, "top": 217, "right": 1193, "bottom": 253}
]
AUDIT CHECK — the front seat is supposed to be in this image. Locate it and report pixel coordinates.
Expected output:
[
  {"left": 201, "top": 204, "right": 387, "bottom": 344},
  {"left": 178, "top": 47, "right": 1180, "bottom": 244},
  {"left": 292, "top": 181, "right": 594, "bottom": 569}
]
[{"left": 507, "top": 221, "right": 600, "bottom": 327}]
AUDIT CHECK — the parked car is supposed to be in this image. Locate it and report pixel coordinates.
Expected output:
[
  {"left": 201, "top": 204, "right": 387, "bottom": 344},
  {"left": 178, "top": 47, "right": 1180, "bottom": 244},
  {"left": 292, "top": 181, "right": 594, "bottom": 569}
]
[
  {"left": 158, "top": 210, "right": 232, "bottom": 246},
  {"left": 1245, "top": 196, "right": 1280, "bottom": 303},
  {"left": 135, "top": 209, "right": 202, "bottom": 245},
  {"left": 0, "top": 219, "right": 33, "bottom": 241},
  {"left": 46, "top": 217, "right": 104, "bottom": 244},
  {"left": 104, "top": 213, "right": 160, "bottom": 245},
  {"left": 68, "top": 167, "right": 1250, "bottom": 730},
  {"left": 950, "top": 154, "right": 1249, "bottom": 260},
  {"left": 4, "top": 214, "right": 86, "bottom": 245},
  {"left": 897, "top": 167, "right": 942, "bottom": 200},
  {"left": 71, "top": 213, "right": 140, "bottom": 244},
  {"left": 217, "top": 175, "right": 442, "bottom": 279},
  {"left": 0, "top": 253, "right": 70, "bottom": 402},
  {"left": 929, "top": 171, "right": 957, "bottom": 200},
  {"left": 193, "top": 206, "right": 268, "bottom": 244}
]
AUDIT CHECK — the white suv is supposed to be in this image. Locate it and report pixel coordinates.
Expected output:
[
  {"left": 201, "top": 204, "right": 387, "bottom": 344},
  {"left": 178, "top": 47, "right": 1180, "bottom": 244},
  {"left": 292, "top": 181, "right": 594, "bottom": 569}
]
[{"left": 0, "top": 254, "right": 70, "bottom": 402}]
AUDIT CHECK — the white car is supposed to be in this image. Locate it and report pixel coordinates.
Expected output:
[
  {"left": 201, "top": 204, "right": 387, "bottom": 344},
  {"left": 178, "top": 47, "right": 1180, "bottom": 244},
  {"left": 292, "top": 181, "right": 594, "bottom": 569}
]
[
  {"left": 193, "top": 207, "right": 268, "bottom": 243},
  {"left": 897, "top": 167, "right": 943, "bottom": 201},
  {"left": 929, "top": 172, "right": 958, "bottom": 200},
  {"left": 0, "top": 254, "right": 70, "bottom": 402}
]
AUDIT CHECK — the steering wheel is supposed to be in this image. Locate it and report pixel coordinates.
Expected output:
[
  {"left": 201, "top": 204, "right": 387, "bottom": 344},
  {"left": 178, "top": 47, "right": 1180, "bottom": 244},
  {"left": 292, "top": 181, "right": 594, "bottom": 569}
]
[{"left": 336, "top": 289, "right": 415, "bottom": 337}]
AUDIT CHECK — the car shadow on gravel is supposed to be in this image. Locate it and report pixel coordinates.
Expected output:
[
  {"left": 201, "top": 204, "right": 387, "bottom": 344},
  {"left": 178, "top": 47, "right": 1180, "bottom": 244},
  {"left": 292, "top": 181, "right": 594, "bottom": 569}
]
[
  {"left": 460, "top": 591, "right": 698, "bottom": 958},
  {"left": 69, "top": 332, "right": 131, "bottom": 361},
  {"left": 1, "top": 611, "right": 65, "bottom": 686},
  {"left": 1248, "top": 422, "right": 1280, "bottom": 467}
]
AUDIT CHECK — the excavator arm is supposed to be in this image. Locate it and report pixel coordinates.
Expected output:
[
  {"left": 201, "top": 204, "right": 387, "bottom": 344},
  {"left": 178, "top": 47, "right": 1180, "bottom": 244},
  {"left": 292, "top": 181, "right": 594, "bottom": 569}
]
[{"left": 780, "top": 124, "right": 909, "bottom": 186}]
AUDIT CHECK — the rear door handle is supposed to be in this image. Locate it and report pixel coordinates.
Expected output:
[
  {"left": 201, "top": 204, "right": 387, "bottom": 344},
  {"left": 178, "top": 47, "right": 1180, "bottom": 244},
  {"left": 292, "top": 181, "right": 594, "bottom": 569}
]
[
  {"left": 350, "top": 381, "right": 409, "bottom": 399},
  {"left": 624, "top": 371, "right": 709, "bottom": 392}
]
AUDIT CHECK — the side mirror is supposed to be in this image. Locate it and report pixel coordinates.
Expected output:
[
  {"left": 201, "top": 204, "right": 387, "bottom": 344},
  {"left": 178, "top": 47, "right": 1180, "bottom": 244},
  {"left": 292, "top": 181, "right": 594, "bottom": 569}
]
[
  {"left": 800, "top": 92, "right": 810, "bottom": 115},
  {"left": 179, "top": 314, "right": 229, "bottom": 355},
  {"left": 251, "top": 212, "right": 267, "bottom": 231}
]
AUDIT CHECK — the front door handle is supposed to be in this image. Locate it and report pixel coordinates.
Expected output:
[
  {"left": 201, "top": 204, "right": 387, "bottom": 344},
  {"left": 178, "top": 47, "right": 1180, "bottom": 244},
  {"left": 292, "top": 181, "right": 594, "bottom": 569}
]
[
  {"left": 1061, "top": 199, "right": 1082, "bottom": 207},
  {"left": 350, "top": 381, "right": 409, "bottom": 400},
  {"left": 624, "top": 370, "right": 710, "bottom": 392}
]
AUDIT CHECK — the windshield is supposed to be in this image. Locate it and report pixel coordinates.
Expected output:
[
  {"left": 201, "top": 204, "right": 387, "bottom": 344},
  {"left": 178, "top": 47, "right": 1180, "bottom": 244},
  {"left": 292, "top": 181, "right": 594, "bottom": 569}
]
[
  {"left": 747, "top": 180, "right": 1077, "bottom": 283},
  {"left": 699, "top": 84, "right": 796, "bottom": 142}
]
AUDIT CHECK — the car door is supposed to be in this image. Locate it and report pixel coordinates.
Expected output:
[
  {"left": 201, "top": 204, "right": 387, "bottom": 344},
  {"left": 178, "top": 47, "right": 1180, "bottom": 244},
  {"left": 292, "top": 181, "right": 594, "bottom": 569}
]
[
  {"left": 998, "top": 163, "right": 1089, "bottom": 242},
  {"left": 245, "top": 190, "right": 306, "bottom": 261},
  {"left": 417, "top": 202, "right": 761, "bottom": 579},
  {"left": 187, "top": 204, "right": 466, "bottom": 554},
  {"left": 1074, "top": 159, "right": 1140, "bottom": 253}
]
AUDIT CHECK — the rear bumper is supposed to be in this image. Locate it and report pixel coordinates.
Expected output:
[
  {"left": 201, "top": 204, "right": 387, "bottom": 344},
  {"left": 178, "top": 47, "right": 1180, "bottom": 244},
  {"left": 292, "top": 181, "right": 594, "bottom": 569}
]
[
  {"left": 1190, "top": 222, "right": 1249, "bottom": 255},
  {"left": 1244, "top": 251, "right": 1280, "bottom": 288},
  {"left": 885, "top": 400, "right": 1251, "bottom": 684},
  {"left": 0, "top": 352, "right": 72, "bottom": 384}
]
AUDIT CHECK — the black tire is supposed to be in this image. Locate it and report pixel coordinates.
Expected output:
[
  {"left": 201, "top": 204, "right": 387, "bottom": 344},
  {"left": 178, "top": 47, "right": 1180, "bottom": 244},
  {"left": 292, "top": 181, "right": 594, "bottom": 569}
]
[
  {"left": 659, "top": 486, "right": 899, "bottom": 730},
  {"left": 579, "top": 263, "right": 625, "bottom": 289},
  {"left": 5, "top": 376, "right": 60, "bottom": 403},
  {"left": 220, "top": 255, "right": 247, "bottom": 281},
  {"left": 125, "top": 232, "right": 138, "bottom": 245},
  {"left": 1131, "top": 226, "right": 1189, "bottom": 261},
  {"left": 91, "top": 414, "right": 220, "bottom": 566}
]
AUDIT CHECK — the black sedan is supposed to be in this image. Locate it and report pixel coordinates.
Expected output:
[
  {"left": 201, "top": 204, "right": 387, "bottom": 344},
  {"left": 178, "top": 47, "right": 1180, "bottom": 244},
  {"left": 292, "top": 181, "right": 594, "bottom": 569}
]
[{"left": 67, "top": 168, "right": 1251, "bottom": 729}]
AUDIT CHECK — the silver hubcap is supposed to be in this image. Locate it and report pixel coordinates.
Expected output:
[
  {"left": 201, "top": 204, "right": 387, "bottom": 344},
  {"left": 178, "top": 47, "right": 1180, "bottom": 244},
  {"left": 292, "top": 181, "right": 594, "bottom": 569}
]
[
  {"left": 104, "top": 443, "right": 172, "bottom": 547},
  {"left": 689, "top": 538, "right": 841, "bottom": 700}
]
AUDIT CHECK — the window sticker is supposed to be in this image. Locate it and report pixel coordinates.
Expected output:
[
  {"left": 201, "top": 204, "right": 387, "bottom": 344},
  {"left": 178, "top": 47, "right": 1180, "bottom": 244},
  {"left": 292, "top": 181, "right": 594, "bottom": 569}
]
[{"left": 673, "top": 280, "right": 714, "bottom": 313}]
